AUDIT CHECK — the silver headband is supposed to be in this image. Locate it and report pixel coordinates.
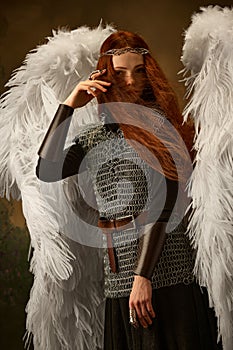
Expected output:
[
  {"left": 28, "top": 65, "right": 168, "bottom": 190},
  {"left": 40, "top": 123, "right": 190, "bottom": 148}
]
[{"left": 100, "top": 47, "right": 149, "bottom": 57}]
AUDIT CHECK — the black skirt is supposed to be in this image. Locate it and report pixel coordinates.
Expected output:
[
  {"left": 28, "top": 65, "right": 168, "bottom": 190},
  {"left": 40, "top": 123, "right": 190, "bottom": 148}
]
[{"left": 104, "top": 282, "right": 222, "bottom": 350}]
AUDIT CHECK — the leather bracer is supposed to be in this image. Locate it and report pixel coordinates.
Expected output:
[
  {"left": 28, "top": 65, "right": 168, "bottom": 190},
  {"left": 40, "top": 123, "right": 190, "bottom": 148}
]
[
  {"left": 134, "top": 221, "right": 167, "bottom": 280},
  {"left": 38, "top": 104, "right": 74, "bottom": 161}
]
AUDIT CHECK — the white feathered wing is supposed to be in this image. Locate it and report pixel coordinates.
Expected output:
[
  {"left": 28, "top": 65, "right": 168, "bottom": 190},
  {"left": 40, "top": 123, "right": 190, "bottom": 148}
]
[
  {"left": 181, "top": 6, "right": 233, "bottom": 350},
  {"left": 0, "top": 24, "right": 115, "bottom": 349}
]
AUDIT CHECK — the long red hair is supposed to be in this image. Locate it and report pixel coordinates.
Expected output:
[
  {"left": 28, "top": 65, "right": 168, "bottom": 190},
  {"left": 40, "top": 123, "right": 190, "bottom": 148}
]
[{"left": 96, "top": 31, "right": 194, "bottom": 183}]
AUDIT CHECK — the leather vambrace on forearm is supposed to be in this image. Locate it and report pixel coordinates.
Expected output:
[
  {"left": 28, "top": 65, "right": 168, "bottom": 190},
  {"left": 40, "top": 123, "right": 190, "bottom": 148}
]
[
  {"left": 134, "top": 221, "right": 167, "bottom": 280},
  {"left": 38, "top": 104, "right": 74, "bottom": 161}
]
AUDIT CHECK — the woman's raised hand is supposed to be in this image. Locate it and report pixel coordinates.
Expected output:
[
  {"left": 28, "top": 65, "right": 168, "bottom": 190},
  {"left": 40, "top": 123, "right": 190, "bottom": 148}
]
[{"left": 63, "top": 69, "right": 111, "bottom": 109}]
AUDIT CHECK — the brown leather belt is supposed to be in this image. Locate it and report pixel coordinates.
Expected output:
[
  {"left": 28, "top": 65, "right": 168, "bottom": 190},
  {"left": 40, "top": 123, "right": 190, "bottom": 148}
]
[{"left": 98, "top": 213, "right": 147, "bottom": 273}]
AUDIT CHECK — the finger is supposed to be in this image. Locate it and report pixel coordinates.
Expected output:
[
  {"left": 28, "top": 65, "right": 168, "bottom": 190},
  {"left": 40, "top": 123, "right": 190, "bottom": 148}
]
[
  {"left": 88, "top": 80, "right": 111, "bottom": 90},
  {"left": 91, "top": 80, "right": 111, "bottom": 86},
  {"left": 129, "top": 308, "right": 139, "bottom": 329},
  {"left": 85, "top": 81, "right": 110, "bottom": 93},
  {"left": 90, "top": 82, "right": 108, "bottom": 92},
  {"left": 84, "top": 85, "right": 104, "bottom": 97},
  {"left": 141, "top": 303, "right": 153, "bottom": 326},
  {"left": 78, "top": 80, "right": 110, "bottom": 92},
  {"left": 146, "top": 300, "right": 156, "bottom": 318},
  {"left": 134, "top": 303, "right": 148, "bottom": 328},
  {"left": 86, "top": 87, "right": 96, "bottom": 97},
  {"left": 98, "top": 68, "right": 106, "bottom": 75},
  {"left": 91, "top": 69, "right": 107, "bottom": 80}
]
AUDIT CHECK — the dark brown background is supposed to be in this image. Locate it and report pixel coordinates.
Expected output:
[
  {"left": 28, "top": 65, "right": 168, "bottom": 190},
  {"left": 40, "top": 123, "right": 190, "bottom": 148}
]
[{"left": 0, "top": 1, "right": 232, "bottom": 349}]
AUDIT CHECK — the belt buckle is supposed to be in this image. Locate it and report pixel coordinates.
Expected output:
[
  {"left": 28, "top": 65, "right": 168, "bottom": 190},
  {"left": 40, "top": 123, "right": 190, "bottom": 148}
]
[{"left": 123, "top": 215, "right": 136, "bottom": 232}]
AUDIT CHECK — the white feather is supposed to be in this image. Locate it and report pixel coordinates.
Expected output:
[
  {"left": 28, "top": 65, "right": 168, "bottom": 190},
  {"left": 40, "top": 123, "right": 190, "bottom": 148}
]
[
  {"left": 0, "top": 24, "right": 115, "bottom": 349},
  {"left": 181, "top": 6, "right": 233, "bottom": 350}
]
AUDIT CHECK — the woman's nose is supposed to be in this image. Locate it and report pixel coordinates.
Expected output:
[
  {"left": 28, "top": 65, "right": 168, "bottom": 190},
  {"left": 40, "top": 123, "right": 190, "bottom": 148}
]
[{"left": 125, "top": 73, "right": 134, "bottom": 86}]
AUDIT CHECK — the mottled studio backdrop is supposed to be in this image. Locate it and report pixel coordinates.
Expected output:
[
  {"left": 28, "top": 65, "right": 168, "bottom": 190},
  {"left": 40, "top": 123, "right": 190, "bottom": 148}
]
[{"left": 0, "top": 0, "right": 232, "bottom": 349}]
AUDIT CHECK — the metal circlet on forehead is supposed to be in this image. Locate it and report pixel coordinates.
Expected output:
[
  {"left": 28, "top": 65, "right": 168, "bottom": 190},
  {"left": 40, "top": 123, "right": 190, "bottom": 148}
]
[{"left": 100, "top": 47, "right": 150, "bottom": 57}]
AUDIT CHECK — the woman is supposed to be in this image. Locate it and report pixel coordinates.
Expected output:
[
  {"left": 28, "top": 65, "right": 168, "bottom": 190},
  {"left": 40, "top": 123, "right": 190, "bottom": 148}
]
[{"left": 36, "top": 30, "right": 220, "bottom": 349}]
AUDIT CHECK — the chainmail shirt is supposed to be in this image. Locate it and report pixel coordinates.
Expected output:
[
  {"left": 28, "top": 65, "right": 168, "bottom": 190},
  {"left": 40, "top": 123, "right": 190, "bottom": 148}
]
[{"left": 76, "top": 122, "right": 194, "bottom": 298}]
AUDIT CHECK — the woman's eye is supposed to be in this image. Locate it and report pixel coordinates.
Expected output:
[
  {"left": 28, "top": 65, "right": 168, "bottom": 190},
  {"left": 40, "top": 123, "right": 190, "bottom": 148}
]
[
  {"left": 135, "top": 67, "right": 146, "bottom": 74},
  {"left": 115, "top": 70, "right": 124, "bottom": 76}
]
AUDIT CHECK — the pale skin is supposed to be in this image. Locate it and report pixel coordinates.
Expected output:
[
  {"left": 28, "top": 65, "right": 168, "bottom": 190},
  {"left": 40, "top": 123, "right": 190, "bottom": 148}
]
[{"left": 64, "top": 52, "right": 156, "bottom": 328}]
